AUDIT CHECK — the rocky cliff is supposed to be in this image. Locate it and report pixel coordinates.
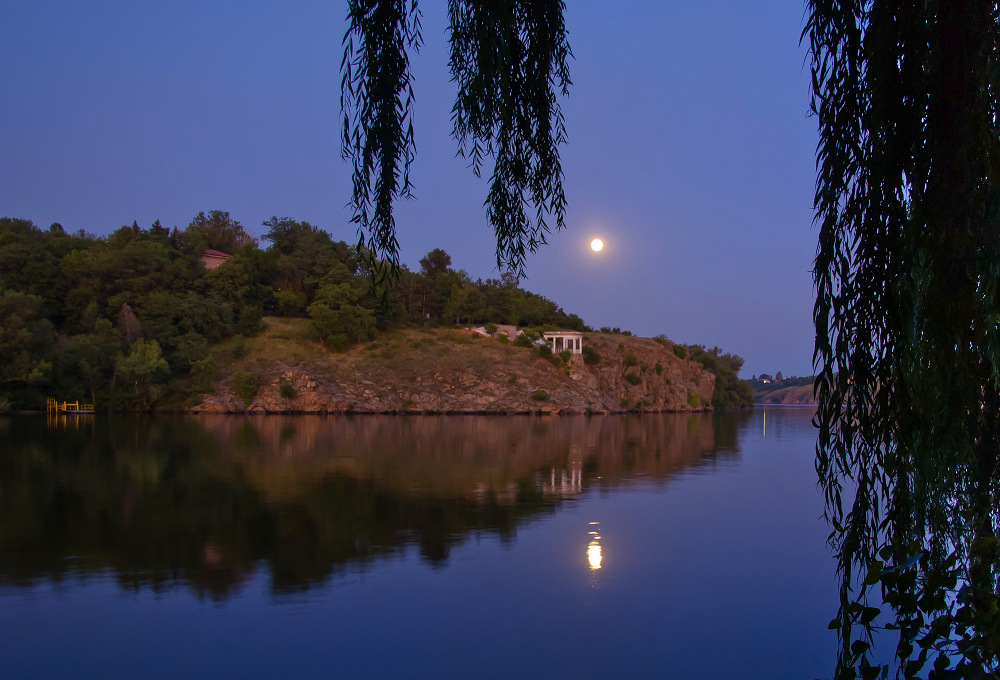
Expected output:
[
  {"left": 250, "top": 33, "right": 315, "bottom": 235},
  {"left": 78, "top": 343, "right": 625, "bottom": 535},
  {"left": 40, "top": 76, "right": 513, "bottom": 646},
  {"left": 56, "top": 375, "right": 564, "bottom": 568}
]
[{"left": 192, "top": 320, "right": 716, "bottom": 415}]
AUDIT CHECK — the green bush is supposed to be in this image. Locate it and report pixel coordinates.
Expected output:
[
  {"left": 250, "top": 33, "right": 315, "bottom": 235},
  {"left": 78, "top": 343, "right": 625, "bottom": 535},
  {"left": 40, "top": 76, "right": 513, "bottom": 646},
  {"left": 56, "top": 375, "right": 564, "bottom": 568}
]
[
  {"left": 620, "top": 397, "right": 630, "bottom": 409},
  {"left": 536, "top": 344, "right": 561, "bottom": 366},
  {"left": 327, "top": 334, "right": 349, "bottom": 352},
  {"left": 531, "top": 390, "right": 550, "bottom": 402},
  {"left": 625, "top": 373, "right": 641, "bottom": 385},
  {"left": 231, "top": 335, "right": 247, "bottom": 360},
  {"left": 624, "top": 351, "right": 639, "bottom": 367},
  {"left": 514, "top": 333, "right": 533, "bottom": 348},
  {"left": 653, "top": 334, "right": 671, "bottom": 348},
  {"left": 640, "top": 363, "right": 648, "bottom": 373},
  {"left": 190, "top": 356, "right": 218, "bottom": 393},
  {"left": 687, "top": 391, "right": 700, "bottom": 408},
  {"left": 274, "top": 289, "right": 308, "bottom": 316},
  {"left": 673, "top": 345, "right": 688, "bottom": 360},
  {"left": 582, "top": 345, "right": 601, "bottom": 365},
  {"left": 280, "top": 382, "right": 296, "bottom": 399},
  {"left": 234, "top": 372, "right": 260, "bottom": 405},
  {"left": 238, "top": 305, "right": 263, "bottom": 336},
  {"left": 559, "top": 349, "right": 571, "bottom": 363},
  {"left": 484, "top": 322, "right": 498, "bottom": 335},
  {"left": 655, "top": 361, "right": 664, "bottom": 375}
]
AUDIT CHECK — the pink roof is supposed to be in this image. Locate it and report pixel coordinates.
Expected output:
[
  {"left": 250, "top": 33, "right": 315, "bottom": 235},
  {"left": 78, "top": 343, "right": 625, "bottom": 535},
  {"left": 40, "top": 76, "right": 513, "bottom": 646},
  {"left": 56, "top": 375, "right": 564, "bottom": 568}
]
[{"left": 203, "top": 249, "right": 232, "bottom": 258}]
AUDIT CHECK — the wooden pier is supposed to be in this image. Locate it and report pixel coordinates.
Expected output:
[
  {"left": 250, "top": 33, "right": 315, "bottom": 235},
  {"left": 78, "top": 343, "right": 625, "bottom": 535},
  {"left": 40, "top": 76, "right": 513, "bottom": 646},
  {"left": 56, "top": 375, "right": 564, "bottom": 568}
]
[{"left": 46, "top": 398, "right": 95, "bottom": 415}]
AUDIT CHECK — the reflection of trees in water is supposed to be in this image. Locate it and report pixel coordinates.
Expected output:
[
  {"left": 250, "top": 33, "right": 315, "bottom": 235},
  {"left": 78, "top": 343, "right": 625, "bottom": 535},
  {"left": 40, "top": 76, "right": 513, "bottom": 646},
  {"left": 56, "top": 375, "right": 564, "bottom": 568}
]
[{"left": 0, "top": 413, "right": 746, "bottom": 599}]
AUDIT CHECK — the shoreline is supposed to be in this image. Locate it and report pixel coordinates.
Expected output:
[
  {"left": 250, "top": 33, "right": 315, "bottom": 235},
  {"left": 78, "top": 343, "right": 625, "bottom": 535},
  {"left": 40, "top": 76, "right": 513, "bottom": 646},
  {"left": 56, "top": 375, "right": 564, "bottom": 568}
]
[{"left": 18, "top": 407, "right": 722, "bottom": 416}]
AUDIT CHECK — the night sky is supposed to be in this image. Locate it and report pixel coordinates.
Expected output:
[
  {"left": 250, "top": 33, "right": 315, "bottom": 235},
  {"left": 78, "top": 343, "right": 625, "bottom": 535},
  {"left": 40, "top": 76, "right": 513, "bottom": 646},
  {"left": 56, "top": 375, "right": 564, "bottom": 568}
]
[{"left": 1, "top": 1, "right": 817, "bottom": 378}]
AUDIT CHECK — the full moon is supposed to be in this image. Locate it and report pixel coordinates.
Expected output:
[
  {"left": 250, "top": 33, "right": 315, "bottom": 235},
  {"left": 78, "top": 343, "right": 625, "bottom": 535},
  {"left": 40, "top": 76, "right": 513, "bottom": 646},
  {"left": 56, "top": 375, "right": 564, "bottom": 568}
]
[{"left": 590, "top": 238, "right": 604, "bottom": 252}]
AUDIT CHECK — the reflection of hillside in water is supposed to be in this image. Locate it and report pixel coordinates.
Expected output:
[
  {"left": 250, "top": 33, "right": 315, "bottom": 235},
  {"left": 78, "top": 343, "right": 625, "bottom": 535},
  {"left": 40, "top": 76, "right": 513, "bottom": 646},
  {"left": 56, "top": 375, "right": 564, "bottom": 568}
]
[{"left": 0, "top": 413, "right": 749, "bottom": 599}]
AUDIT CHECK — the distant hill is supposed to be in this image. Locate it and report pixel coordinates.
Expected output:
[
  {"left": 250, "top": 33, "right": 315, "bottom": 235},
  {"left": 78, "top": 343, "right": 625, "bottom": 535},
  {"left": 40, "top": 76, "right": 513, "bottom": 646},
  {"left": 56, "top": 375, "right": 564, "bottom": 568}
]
[{"left": 750, "top": 375, "right": 816, "bottom": 404}]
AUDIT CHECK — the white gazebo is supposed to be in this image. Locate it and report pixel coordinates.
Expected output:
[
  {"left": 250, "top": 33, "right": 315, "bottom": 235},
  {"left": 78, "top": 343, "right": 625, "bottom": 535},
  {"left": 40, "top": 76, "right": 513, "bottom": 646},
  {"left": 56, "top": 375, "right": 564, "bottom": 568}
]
[{"left": 543, "top": 331, "right": 583, "bottom": 355}]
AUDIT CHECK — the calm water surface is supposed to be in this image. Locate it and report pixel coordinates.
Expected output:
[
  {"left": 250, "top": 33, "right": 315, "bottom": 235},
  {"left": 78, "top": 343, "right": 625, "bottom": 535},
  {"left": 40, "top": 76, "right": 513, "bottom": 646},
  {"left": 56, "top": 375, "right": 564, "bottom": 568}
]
[{"left": 0, "top": 408, "right": 834, "bottom": 679}]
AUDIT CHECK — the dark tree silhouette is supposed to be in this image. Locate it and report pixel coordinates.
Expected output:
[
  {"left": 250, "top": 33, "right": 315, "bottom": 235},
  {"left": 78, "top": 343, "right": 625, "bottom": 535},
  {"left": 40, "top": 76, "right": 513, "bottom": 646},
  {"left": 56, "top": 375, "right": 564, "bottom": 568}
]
[
  {"left": 340, "top": 0, "right": 570, "bottom": 282},
  {"left": 809, "top": 1, "right": 1000, "bottom": 677}
]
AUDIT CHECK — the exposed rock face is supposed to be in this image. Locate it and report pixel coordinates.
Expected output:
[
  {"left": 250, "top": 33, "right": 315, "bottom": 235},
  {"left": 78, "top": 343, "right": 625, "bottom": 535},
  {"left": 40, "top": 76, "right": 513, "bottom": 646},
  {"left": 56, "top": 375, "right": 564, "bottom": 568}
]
[{"left": 192, "top": 330, "right": 715, "bottom": 415}]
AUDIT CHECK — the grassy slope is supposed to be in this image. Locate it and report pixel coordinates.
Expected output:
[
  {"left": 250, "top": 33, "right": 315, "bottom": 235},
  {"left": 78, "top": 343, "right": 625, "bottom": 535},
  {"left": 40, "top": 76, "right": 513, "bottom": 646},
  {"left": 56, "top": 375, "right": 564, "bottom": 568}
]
[{"left": 189, "top": 318, "right": 716, "bottom": 414}]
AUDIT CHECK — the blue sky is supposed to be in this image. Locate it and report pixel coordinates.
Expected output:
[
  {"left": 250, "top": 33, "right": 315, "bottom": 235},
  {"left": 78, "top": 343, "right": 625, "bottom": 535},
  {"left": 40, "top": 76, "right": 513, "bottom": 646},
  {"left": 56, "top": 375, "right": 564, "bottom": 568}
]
[{"left": 1, "top": 1, "right": 817, "bottom": 378}]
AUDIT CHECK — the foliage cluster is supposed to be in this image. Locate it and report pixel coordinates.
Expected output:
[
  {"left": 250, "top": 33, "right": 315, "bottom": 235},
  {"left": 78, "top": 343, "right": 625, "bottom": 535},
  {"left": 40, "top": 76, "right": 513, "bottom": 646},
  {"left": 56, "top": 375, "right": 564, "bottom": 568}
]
[
  {"left": 0, "top": 215, "right": 588, "bottom": 411},
  {"left": 680, "top": 344, "right": 753, "bottom": 410},
  {"left": 808, "top": 2, "right": 1000, "bottom": 677}
]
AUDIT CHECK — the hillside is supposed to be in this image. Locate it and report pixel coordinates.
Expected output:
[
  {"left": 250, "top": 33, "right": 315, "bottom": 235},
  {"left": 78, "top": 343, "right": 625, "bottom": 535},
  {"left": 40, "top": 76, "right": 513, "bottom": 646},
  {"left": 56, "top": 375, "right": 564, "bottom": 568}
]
[
  {"left": 755, "top": 384, "right": 815, "bottom": 405},
  {"left": 191, "top": 318, "right": 716, "bottom": 414},
  {"left": 752, "top": 375, "right": 816, "bottom": 404}
]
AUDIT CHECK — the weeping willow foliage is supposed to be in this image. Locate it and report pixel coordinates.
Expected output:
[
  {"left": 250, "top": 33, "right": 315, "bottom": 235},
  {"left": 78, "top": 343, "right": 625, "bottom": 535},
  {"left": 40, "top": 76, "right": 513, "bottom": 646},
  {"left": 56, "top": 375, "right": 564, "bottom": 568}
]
[
  {"left": 342, "top": 0, "right": 422, "bottom": 286},
  {"left": 341, "top": 0, "right": 571, "bottom": 282},
  {"left": 808, "top": 2, "right": 1000, "bottom": 678}
]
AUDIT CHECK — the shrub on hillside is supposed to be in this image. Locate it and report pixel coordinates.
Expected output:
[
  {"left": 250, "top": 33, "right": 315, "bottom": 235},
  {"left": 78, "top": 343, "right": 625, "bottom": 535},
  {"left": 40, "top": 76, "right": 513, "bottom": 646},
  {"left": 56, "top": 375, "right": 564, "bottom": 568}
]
[
  {"left": 536, "top": 344, "right": 561, "bottom": 366},
  {"left": 673, "top": 345, "right": 688, "bottom": 360},
  {"left": 484, "top": 322, "right": 498, "bottom": 335},
  {"left": 190, "top": 356, "right": 218, "bottom": 393},
  {"left": 234, "top": 372, "right": 260, "bottom": 405},
  {"left": 280, "top": 382, "right": 296, "bottom": 399},
  {"left": 624, "top": 351, "right": 639, "bottom": 367},
  {"left": 513, "top": 333, "right": 533, "bottom": 348},
  {"left": 231, "top": 335, "right": 247, "bottom": 359},
  {"left": 531, "top": 390, "right": 550, "bottom": 402},
  {"left": 328, "top": 334, "right": 349, "bottom": 352},
  {"left": 625, "top": 373, "right": 641, "bottom": 385},
  {"left": 582, "top": 346, "right": 601, "bottom": 364}
]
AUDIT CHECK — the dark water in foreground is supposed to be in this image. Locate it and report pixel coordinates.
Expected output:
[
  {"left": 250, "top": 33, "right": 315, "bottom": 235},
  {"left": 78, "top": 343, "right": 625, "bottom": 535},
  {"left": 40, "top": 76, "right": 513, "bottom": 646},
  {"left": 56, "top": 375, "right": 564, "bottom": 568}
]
[{"left": 0, "top": 408, "right": 833, "bottom": 679}]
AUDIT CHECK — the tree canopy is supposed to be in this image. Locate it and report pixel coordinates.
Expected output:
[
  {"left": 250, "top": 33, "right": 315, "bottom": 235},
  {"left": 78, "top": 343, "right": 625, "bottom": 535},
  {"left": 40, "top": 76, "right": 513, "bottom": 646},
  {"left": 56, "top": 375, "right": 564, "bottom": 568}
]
[{"left": 0, "top": 214, "right": 600, "bottom": 411}]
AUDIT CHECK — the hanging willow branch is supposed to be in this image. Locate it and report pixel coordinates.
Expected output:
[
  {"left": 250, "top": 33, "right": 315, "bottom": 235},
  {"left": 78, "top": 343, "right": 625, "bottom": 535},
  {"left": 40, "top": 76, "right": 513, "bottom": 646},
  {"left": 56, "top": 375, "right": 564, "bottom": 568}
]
[
  {"left": 341, "top": 0, "right": 571, "bottom": 283},
  {"left": 448, "top": 0, "right": 571, "bottom": 277},
  {"left": 809, "top": 1, "right": 1000, "bottom": 678},
  {"left": 341, "top": 0, "right": 422, "bottom": 286}
]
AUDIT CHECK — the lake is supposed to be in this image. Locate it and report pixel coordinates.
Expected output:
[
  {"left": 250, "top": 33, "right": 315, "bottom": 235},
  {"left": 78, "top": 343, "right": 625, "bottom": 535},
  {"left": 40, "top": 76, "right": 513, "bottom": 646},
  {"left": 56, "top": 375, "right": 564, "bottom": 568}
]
[{"left": 0, "top": 408, "right": 835, "bottom": 679}]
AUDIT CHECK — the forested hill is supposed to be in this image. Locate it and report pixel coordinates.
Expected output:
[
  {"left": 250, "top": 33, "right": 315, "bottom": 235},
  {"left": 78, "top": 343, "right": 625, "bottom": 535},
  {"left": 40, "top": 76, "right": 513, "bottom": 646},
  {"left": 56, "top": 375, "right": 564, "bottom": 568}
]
[{"left": 0, "top": 213, "right": 752, "bottom": 411}]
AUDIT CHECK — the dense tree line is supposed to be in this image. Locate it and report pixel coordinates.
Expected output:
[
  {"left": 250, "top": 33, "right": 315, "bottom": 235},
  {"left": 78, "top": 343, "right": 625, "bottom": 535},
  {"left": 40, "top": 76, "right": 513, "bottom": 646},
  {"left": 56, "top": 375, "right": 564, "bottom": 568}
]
[
  {"left": 680, "top": 345, "right": 754, "bottom": 410},
  {"left": 0, "top": 213, "right": 585, "bottom": 410}
]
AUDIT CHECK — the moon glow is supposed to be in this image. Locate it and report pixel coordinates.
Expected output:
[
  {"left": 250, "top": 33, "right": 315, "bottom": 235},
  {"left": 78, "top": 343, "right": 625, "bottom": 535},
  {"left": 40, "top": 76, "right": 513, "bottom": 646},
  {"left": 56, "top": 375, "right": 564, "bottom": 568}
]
[{"left": 590, "top": 238, "right": 604, "bottom": 252}]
